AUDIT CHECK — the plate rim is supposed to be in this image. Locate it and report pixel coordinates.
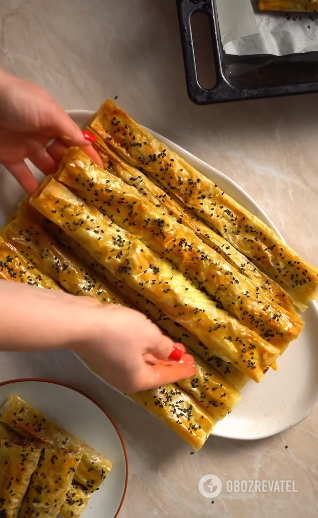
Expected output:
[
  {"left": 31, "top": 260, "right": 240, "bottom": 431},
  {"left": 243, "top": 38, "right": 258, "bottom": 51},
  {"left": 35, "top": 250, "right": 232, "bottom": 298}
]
[{"left": 0, "top": 377, "right": 129, "bottom": 518}]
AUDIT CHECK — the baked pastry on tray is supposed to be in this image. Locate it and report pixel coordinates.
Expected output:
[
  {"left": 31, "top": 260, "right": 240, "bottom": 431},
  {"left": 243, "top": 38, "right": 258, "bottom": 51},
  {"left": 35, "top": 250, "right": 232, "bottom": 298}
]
[{"left": 259, "top": 1, "right": 318, "bottom": 11}]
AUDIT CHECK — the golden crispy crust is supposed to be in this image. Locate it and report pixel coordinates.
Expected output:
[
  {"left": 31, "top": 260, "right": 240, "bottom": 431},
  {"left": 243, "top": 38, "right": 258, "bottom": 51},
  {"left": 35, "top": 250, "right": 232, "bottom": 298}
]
[
  {"left": 0, "top": 395, "right": 112, "bottom": 493},
  {"left": 2, "top": 213, "right": 125, "bottom": 306},
  {"left": 90, "top": 100, "right": 318, "bottom": 306},
  {"left": 259, "top": 0, "right": 318, "bottom": 11},
  {"left": 19, "top": 447, "right": 82, "bottom": 518},
  {"left": 60, "top": 484, "right": 91, "bottom": 518},
  {"left": 128, "top": 384, "right": 216, "bottom": 450},
  {"left": 0, "top": 441, "right": 42, "bottom": 518},
  {"left": 0, "top": 237, "right": 61, "bottom": 290},
  {"left": 92, "top": 136, "right": 300, "bottom": 316},
  {"left": 57, "top": 148, "right": 303, "bottom": 350},
  {"left": 30, "top": 178, "right": 280, "bottom": 382},
  {"left": 176, "top": 352, "right": 242, "bottom": 420}
]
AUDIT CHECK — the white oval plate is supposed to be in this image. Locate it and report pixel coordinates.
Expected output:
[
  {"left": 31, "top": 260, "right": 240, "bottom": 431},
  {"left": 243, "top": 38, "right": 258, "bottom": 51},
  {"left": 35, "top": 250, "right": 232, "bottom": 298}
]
[
  {"left": 0, "top": 110, "right": 317, "bottom": 441},
  {"left": 0, "top": 379, "right": 128, "bottom": 518}
]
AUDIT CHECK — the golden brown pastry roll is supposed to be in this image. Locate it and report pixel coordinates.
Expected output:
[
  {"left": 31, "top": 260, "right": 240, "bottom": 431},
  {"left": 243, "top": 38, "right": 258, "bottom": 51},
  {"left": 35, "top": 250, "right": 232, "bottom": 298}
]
[
  {"left": 0, "top": 441, "right": 42, "bottom": 518},
  {"left": 0, "top": 395, "right": 113, "bottom": 493},
  {"left": 58, "top": 483, "right": 91, "bottom": 518},
  {"left": 57, "top": 148, "right": 303, "bottom": 350},
  {"left": 2, "top": 214, "right": 125, "bottom": 306},
  {"left": 0, "top": 237, "right": 61, "bottom": 290},
  {"left": 176, "top": 352, "right": 242, "bottom": 420},
  {"left": 30, "top": 178, "right": 280, "bottom": 382},
  {"left": 19, "top": 447, "right": 82, "bottom": 518},
  {"left": 92, "top": 134, "right": 300, "bottom": 316},
  {"left": 259, "top": 0, "right": 318, "bottom": 11},
  {"left": 128, "top": 384, "right": 216, "bottom": 450},
  {"left": 90, "top": 99, "right": 318, "bottom": 306}
]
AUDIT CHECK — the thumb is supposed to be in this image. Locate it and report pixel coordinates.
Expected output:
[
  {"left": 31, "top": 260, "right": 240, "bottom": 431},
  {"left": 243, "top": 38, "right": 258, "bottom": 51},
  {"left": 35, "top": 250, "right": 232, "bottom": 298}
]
[{"left": 137, "top": 361, "right": 196, "bottom": 391}]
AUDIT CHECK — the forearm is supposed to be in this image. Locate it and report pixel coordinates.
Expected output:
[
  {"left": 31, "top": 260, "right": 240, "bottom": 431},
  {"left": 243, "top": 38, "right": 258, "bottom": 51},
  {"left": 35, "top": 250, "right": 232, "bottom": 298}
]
[{"left": 0, "top": 281, "right": 94, "bottom": 352}]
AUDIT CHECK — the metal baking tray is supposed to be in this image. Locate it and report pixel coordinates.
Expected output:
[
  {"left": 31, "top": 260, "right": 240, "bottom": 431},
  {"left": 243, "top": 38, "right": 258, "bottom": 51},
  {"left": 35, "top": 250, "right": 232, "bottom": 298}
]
[{"left": 176, "top": 0, "right": 318, "bottom": 104}]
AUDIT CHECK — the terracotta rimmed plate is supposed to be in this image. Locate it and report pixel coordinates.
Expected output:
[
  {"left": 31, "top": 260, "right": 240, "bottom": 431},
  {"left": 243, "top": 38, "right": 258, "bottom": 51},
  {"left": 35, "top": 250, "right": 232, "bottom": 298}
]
[
  {"left": 0, "top": 110, "right": 317, "bottom": 442},
  {"left": 0, "top": 379, "right": 128, "bottom": 518}
]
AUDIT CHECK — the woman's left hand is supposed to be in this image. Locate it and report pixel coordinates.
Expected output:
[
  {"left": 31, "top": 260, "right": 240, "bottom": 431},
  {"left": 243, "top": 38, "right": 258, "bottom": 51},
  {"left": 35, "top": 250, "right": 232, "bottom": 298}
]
[{"left": 0, "top": 69, "right": 102, "bottom": 194}]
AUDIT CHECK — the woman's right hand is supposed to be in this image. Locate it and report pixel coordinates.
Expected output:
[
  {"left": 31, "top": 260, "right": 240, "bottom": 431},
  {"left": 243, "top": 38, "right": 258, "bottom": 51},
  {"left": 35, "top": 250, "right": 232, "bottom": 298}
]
[
  {"left": 0, "top": 282, "right": 195, "bottom": 393},
  {"left": 77, "top": 302, "right": 196, "bottom": 393}
]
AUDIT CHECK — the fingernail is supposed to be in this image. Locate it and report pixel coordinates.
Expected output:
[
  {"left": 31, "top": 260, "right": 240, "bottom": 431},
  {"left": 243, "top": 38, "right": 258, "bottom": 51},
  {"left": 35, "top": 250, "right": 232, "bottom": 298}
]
[
  {"left": 82, "top": 130, "right": 96, "bottom": 143},
  {"left": 61, "top": 135, "right": 72, "bottom": 141},
  {"left": 169, "top": 345, "right": 183, "bottom": 362}
]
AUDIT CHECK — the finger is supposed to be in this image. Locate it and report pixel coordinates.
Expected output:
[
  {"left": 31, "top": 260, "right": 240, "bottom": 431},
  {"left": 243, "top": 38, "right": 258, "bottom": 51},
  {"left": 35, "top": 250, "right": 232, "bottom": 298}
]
[
  {"left": 28, "top": 146, "right": 59, "bottom": 176},
  {"left": 179, "top": 352, "right": 195, "bottom": 365},
  {"left": 48, "top": 108, "right": 89, "bottom": 146},
  {"left": 46, "top": 139, "right": 69, "bottom": 162},
  {"left": 46, "top": 137, "right": 103, "bottom": 168},
  {"left": 5, "top": 161, "right": 39, "bottom": 195},
  {"left": 80, "top": 144, "right": 104, "bottom": 168},
  {"left": 137, "top": 362, "right": 196, "bottom": 392}
]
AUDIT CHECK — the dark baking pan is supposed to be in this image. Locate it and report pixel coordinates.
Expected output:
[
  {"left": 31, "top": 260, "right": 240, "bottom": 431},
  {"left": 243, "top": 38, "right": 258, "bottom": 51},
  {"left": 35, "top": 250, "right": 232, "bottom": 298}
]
[{"left": 176, "top": 0, "right": 318, "bottom": 104}]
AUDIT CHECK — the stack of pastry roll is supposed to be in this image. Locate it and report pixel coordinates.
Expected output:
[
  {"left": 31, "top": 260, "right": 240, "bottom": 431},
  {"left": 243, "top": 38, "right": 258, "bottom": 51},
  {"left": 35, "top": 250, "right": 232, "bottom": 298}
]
[
  {"left": 0, "top": 395, "right": 113, "bottom": 518},
  {"left": 89, "top": 100, "right": 317, "bottom": 309},
  {"left": 1, "top": 99, "right": 317, "bottom": 450}
]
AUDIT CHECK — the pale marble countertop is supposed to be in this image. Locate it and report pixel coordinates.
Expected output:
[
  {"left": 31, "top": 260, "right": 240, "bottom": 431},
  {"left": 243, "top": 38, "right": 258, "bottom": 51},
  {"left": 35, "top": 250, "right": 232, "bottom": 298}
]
[{"left": 0, "top": 1, "right": 317, "bottom": 517}]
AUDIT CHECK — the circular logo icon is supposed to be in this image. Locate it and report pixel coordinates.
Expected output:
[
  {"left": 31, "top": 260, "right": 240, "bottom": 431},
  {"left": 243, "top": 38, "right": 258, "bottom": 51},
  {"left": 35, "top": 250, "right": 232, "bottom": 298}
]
[{"left": 198, "top": 474, "right": 223, "bottom": 499}]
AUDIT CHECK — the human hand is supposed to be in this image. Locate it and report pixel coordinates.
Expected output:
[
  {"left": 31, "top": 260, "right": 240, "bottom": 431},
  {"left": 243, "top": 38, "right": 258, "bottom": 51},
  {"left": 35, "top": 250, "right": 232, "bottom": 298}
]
[
  {"left": 0, "top": 282, "right": 195, "bottom": 393},
  {"left": 76, "top": 303, "right": 196, "bottom": 393},
  {"left": 0, "top": 69, "right": 103, "bottom": 194}
]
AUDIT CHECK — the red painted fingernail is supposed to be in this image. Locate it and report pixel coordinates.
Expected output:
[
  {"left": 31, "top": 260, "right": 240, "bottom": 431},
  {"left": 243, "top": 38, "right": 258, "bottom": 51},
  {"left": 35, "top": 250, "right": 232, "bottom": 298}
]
[
  {"left": 82, "top": 130, "right": 96, "bottom": 143},
  {"left": 169, "top": 345, "right": 183, "bottom": 362}
]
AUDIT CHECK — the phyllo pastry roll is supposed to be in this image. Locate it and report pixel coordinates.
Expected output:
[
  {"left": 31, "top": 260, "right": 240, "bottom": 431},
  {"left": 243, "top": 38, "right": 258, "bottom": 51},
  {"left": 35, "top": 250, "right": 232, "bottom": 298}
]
[
  {"left": 128, "top": 384, "right": 216, "bottom": 450},
  {"left": 19, "top": 447, "right": 82, "bottom": 518},
  {"left": 60, "top": 483, "right": 91, "bottom": 518},
  {"left": 0, "top": 237, "right": 61, "bottom": 290},
  {"left": 176, "top": 352, "right": 242, "bottom": 420},
  {"left": 0, "top": 396, "right": 113, "bottom": 493},
  {"left": 57, "top": 147, "right": 303, "bottom": 350},
  {"left": 2, "top": 215, "right": 125, "bottom": 306},
  {"left": 90, "top": 99, "right": 318, "bottom": 306},
  {"left": 0, "top": 440, "right": 42, "bottom": 518},
  {"left": 259, "top": 1, "right": 318, "bottom": 11},
  {"left": 92, "top": 136, "right": 299, "bottom": 316},
  {"left": 30, "top": 178, "right": 280, "bottom": 382}
]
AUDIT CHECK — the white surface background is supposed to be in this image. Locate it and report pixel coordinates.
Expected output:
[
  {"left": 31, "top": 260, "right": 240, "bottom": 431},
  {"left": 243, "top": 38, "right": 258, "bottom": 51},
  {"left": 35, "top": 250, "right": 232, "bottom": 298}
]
[{"left": 0, "top": 1, "right": 317, "bottom": 517}]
